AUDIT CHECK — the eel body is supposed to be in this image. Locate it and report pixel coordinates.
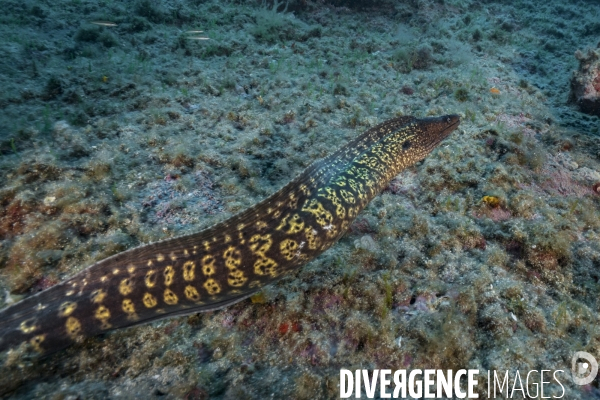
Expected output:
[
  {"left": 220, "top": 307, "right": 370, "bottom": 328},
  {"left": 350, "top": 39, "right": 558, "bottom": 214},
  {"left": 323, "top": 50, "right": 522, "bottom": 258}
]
[{"left": 0, "top": 114, "right": 459, "bottom": 355}]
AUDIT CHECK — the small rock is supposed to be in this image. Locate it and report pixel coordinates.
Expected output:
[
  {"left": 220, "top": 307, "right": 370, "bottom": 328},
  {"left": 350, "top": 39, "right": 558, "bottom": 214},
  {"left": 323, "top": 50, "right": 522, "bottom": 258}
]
[
  {"left": 43, "top": 196, "right": 56, "bottom": 205},
  {"left": 354, "top": 235, "right": 379, "bottom": 253},
  {"left": 574, "top": 167, "right": 600, "bottom": 183},
  {"left": 213, "top": 347, "right": 223, "bottom": 360},
  {"left": 566, "top": 161, "right": 578, "bottom": 170}
]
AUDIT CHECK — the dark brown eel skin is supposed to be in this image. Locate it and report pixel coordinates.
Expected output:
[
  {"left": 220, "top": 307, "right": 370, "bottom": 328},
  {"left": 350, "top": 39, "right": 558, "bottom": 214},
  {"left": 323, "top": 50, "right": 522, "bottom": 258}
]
[{"left": 0, "top": 114, "right": 459, "bottom": 355}]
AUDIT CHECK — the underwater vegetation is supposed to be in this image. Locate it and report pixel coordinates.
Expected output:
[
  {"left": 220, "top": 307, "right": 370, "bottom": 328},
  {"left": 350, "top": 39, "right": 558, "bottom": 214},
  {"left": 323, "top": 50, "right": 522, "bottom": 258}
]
[{"left": 0, "top": 0, "right": 599, "bottom": 398}]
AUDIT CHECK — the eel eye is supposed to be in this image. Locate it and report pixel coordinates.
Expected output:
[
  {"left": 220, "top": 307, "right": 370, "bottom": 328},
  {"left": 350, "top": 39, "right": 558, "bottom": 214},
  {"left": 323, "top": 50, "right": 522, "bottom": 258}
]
[{"left": 402, "top": 140, "right": 412, "bottom": 150}]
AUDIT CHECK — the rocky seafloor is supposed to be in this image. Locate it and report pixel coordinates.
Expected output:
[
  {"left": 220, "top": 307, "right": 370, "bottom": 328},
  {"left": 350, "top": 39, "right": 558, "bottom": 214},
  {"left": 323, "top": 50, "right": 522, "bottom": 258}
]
[{"left": 0, "top": 0, "right": 599, "bottom": 398}]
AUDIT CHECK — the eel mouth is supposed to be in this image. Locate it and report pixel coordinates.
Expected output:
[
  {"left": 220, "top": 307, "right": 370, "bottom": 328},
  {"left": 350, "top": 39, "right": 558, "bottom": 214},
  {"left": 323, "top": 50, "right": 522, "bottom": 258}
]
[
  {"left": 441, "top": 114, "right": 461, "bottom": 136},
  {"left": 425, "top": 114, "right": 460, "bottom": 149},
  {"left": 422, "top": 114, "right": 460, "bottom": 154}
]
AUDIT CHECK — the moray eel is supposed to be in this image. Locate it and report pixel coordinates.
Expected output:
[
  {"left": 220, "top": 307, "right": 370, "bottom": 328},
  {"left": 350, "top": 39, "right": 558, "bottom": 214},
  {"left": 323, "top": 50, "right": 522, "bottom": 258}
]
[{"left": 0, "top": 114, "right": 459, "bottom": 355}]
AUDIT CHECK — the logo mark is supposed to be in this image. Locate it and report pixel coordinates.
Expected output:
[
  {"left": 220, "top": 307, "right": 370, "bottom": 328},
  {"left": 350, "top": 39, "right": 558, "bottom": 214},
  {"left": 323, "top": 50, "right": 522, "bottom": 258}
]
[{"left": 571, "top": 351, "right": 598, "bottom": 385}]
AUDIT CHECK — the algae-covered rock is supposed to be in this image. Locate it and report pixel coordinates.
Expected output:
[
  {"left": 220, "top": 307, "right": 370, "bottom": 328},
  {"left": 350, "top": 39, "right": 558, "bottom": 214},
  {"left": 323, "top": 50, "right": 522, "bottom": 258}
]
[{"left": 570, "top": 48, "right": 600, "bottom": 117}]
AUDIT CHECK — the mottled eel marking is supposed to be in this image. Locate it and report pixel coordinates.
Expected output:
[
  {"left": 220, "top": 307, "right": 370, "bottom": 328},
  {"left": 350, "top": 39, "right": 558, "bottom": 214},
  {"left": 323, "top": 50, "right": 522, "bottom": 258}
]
[{"left": 0, "top": 114, "right": 459, "bottom": 355}]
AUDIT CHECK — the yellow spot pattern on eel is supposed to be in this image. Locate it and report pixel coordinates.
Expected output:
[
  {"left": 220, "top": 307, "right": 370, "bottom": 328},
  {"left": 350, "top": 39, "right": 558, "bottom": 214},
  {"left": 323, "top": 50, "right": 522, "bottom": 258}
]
[
  {"left": 95, "top": 306, "right": 111, "bottom": 329},
  {"left": 145, "top": 270, "right": 157, "bottom": 288},
  {"left": 119, "top": 278, "right": 134, "bottom": 296},
  {"left": 122, "top": 299, "right": 136, "bottom": 316},
  {"left": 19, "top": 319, "right": 38, "bottom": 334},
  {"left": 164, "top": 266, "right": 175, "bottom": 286},
  {"left": 204, "top": 278, "right": 221, "bottom": 295},
  {"left": 65, "top": 317, "right": 82, "bottom": 338},
  {"left": 185, "top": 285, "right": 201, "bottom": 302},
  {"left": 164, "top": 289, "right": 179, "bottom": 305},
  {"left": 202, "top": 255, "right": 216, "bottom": 276},
  {"left": 0, "top": 114, "right": 459, "bottom": 355},
  {"left": 30, "top": 335, "right": 46, "bottom": 352},
  {"left": 91, "top": 289, "right": 107, "bottom": 303},
  {"left": 183, "top": 261, "right": 195, "bottom": 281},
  {"left": 280, "top": 239, "right": 299, "bottom": 261},
  {"left": 143, "top": 293, "right": 157, "bottom": 308},
  {"left": 58, "top": 301, "right": 77, "bottom": 317}
]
